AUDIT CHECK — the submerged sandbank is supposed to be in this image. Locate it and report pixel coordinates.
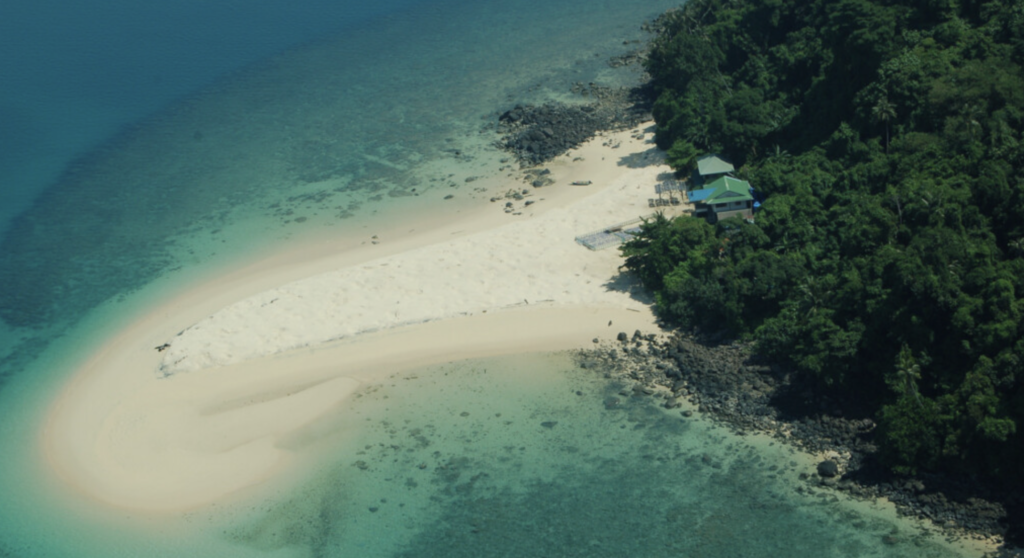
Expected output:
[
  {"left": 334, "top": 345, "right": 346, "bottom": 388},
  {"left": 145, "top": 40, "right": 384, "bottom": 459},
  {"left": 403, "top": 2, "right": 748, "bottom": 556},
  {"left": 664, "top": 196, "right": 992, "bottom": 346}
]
[{"left": 42, "top": 126, "right": 679, "bottom": 512}]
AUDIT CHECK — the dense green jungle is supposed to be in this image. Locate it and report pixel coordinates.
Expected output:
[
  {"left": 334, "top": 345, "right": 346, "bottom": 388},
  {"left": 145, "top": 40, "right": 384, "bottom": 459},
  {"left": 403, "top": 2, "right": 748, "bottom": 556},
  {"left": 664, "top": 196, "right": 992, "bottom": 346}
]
[{"left": 624, "top": 0, "right": 1024, "bottom": 539}]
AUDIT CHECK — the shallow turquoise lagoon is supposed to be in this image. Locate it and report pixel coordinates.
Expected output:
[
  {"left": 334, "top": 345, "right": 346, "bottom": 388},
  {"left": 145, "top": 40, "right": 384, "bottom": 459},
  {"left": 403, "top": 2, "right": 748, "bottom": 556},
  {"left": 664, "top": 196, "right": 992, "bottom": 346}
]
[
  {"left": 225, "top": 352, "right": 975, "bottom": 558},
  {"left": 0, "top": 0, "right": 986, "bottom": 556}
]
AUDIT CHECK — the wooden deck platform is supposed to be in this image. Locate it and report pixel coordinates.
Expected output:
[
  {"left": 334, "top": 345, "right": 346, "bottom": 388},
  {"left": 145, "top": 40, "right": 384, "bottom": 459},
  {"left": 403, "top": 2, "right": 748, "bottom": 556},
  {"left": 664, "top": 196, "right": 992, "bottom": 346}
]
[{"left": 574, "top": 214, "right": 655, "bottom": 250}]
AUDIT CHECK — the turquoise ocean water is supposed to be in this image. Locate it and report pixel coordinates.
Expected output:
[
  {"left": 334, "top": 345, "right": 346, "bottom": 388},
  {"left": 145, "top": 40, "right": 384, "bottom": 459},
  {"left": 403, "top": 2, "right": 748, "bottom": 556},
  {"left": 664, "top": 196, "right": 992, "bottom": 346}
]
[{"left": 0, "top": 1, "right": 984, "bottom": 556}]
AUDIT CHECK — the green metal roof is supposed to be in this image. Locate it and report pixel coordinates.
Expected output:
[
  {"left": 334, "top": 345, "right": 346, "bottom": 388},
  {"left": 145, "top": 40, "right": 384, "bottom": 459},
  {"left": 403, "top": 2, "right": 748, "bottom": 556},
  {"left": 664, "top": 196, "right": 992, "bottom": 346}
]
[
  {"left": 699, "top": 176, "right": 753, "bottom": 205},
  {"left": 696, "top": 154, "right": 735, "bottom": 177}
]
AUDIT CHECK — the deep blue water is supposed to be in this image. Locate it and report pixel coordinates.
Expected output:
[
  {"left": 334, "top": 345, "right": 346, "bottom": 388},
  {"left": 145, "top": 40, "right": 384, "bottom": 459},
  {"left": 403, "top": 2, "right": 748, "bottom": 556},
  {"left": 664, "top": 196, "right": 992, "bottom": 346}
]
[
  {"left": 0, "top": 1, "right": 984, "bottom": 556},
  {"left": 0, "top": 0, "right": 426, "bottom": 232}
]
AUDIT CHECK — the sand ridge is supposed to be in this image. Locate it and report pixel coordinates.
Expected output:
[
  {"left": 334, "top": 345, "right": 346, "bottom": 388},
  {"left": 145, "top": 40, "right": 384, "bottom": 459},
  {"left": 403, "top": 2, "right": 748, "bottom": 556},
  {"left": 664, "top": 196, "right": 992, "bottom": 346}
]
[{"left": 41, "top": 125, "right": 684, "bottom": 512}]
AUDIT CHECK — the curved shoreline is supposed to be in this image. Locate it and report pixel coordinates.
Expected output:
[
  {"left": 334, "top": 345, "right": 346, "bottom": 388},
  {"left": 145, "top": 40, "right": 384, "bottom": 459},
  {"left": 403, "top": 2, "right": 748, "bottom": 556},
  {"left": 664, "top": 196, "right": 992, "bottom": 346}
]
[{"left": 40, "top": 126, "right": 671, "bottom": 512}]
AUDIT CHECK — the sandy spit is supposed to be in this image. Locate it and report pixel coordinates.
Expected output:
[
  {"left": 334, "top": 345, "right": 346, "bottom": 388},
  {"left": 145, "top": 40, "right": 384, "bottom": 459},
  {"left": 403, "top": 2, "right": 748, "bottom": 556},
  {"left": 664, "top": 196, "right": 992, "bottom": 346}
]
[{"left": 41, "top": 125, "right": 685, "bottom": 512}]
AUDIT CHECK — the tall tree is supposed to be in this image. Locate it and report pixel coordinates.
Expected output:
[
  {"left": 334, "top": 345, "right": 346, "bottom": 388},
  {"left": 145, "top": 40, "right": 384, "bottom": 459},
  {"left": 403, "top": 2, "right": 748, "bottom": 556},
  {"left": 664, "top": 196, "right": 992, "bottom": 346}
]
[{"left": 872, "top": 96, "right": 897, "bottom": 152}]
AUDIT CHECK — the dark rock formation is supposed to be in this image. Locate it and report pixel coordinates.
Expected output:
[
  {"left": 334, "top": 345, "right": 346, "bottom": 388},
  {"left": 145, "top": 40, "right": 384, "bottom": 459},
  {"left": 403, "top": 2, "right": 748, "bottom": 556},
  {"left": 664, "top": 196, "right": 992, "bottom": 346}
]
[
  {"left": 817, "top": 460, "right": 839, "bottom": 478},
  {"left": 497, "top": 85, "right": 652, "bottom": 166},
  {"left": 573, "top": 332, "right": 1019, "bottom": 550}
]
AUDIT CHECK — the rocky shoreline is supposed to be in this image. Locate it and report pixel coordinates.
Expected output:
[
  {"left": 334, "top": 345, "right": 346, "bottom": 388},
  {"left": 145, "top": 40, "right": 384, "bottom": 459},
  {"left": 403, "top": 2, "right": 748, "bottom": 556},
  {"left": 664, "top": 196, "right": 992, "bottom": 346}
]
[
  {"left": 575, "top": 331, "right": 1022, "bottom": 556},
  {"left": 490, "top": 10, "right": 1021, "bottom": 554},
  {"left": 496, "top": 83, "right": 653, "bottom": 166},
  {"left": 494, "top": 18, "right": 659, "bottom": 166}
]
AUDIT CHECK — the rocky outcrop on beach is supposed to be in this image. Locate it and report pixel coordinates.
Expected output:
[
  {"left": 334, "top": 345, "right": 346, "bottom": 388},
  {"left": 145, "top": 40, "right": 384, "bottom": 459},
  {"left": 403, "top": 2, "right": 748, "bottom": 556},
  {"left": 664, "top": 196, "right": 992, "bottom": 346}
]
[
  {"left": 493, "top": 16, "right": 664, "bottom": 167},
  {"left": 575, "top": 332, "right": 1020, "bottom": 553},
  {"left": 496, "top": 25, "right": 655, "bottom": 169},
  {"left": 497, "top": 85, "right": 651, "bottom": 166}
]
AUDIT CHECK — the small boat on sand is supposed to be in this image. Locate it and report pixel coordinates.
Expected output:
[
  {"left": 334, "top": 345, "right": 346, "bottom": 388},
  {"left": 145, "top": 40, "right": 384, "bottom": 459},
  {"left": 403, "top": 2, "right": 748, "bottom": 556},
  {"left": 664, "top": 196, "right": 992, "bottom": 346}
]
[{"left": 570, "top": 180, "right": 592, "bottom": 186}]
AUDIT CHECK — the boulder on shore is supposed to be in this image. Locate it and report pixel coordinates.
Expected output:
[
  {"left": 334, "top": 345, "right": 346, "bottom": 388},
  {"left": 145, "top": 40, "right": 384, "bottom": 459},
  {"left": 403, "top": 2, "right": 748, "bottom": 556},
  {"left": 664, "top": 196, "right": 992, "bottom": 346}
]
[{"left": 817, "top": 459, "right": 839, "bottom": 478}]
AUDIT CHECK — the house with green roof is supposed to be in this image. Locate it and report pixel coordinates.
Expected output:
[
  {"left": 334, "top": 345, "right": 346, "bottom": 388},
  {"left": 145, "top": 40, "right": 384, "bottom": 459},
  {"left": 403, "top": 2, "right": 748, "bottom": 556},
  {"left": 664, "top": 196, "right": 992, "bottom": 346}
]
[
  {"left": 686, "top": 176, "right": 755, "bottom": 223},
  {"left": 692, "top": 153, "right": 735, "bottom": 186}
]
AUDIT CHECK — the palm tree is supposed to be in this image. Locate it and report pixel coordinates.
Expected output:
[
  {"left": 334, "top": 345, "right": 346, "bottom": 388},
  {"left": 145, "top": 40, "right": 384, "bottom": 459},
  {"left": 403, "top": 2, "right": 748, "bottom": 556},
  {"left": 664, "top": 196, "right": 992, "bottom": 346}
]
[
  {"left": 872, "top": 97, "right": 897, "bottom": 153},
  {"left": 891, "top": 344, "right": 922, "bottom": 404},
  {"left": 1009, "top": 237, "right": 1024, "bottom": 257}
]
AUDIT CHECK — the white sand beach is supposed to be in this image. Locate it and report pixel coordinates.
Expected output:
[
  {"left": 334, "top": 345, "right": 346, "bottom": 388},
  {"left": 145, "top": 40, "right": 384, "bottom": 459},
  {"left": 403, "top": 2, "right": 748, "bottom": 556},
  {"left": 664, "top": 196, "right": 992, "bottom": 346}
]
[{"left": 41, "top": 126, "right": 685, "bottom": 512}]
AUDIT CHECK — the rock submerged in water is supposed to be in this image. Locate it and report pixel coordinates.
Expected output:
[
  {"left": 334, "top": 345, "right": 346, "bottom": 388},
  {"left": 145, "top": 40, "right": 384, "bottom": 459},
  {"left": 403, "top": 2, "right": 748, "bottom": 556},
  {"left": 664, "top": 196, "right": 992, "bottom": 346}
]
[{"left": 817, "top": 459, "right": 839, "bottom": 478}]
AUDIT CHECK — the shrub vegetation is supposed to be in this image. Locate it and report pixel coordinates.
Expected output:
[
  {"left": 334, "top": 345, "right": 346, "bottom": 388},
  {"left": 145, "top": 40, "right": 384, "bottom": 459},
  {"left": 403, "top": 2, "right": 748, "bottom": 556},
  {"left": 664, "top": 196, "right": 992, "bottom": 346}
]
[{"left": 625, "top": 0, "right": 1024, "bottom": 482}]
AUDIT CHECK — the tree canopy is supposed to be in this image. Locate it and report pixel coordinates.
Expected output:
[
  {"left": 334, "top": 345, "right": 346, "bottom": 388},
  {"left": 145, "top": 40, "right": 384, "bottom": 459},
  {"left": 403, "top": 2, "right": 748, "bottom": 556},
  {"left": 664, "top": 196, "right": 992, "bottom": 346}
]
[{"left": 628, "top": 0, "right": 1024, "bottom": 484}]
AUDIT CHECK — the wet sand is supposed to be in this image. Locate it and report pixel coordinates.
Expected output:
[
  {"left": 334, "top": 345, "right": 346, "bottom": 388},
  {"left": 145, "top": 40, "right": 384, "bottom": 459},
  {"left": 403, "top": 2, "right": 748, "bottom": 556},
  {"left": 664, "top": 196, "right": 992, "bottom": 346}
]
[{"left": 42, "top": 125, "right": 682, "bottom": 512}]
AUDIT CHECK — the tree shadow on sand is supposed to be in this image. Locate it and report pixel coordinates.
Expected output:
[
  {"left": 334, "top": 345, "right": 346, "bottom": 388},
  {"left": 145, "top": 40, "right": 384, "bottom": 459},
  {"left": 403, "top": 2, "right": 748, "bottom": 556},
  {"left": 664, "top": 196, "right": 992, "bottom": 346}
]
[
  {"left": 602, "top": 269, "right": 655, "bottom": 306},
  {"left": 616, "top": 146, "right": 664, "bottom": 169}
]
